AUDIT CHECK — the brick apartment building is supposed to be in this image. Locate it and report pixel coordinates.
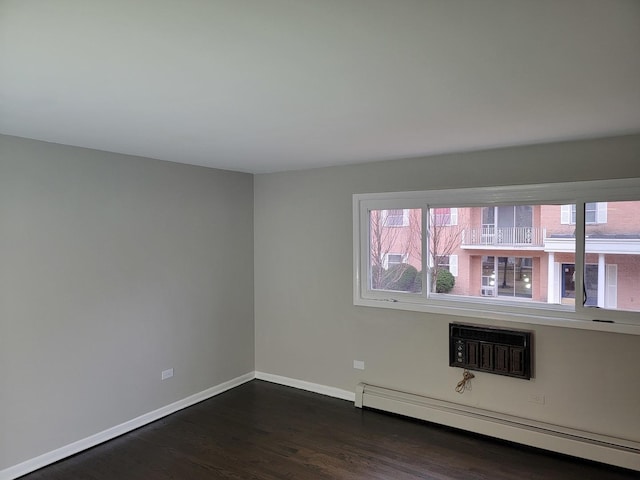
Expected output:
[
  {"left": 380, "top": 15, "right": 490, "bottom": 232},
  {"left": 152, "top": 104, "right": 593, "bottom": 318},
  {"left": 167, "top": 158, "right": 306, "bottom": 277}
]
[{"left": 371, "top": 201, "right": 640, "bottom": 311}]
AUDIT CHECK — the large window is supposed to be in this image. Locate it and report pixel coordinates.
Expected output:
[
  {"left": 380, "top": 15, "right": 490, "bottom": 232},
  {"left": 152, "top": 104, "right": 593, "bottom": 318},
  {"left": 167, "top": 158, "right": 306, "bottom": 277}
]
[{"left": 354, "top": 179, "right": 640, "bottom": 331}]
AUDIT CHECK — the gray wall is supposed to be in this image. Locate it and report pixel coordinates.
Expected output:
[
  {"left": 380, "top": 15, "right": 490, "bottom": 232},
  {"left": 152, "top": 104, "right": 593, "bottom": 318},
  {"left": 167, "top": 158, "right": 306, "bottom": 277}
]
[
  {"left": 2, "top": 133, "right": 639, "bottom": 471},
  {"left": 254, "top": 134, "right": 640, "bottom": 442},
  {"left": 0, "top": 135, "right": 255, "bottom": 469}
]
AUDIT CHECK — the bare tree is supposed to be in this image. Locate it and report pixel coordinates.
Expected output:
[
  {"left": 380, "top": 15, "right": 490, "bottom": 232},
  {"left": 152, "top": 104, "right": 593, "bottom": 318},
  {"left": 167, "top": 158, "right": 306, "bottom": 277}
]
[
  {"left": 369, "top": 209, "right": 417, "bottom": 290},
  {"left": 429, "top": 209, "right": 465, "bottom": 292},
  {"left": 407, "top": 208, "right": 465, "bottom": 293},
  {"left": 369, "top": 208, "right": 464, "bottom": 293}
]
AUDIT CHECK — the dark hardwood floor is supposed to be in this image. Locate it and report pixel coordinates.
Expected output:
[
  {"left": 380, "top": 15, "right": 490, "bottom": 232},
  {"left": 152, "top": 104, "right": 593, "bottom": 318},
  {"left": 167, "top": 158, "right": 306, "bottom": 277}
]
[{"left": 20, "top": 380, "right": 637, "bottom": 479}]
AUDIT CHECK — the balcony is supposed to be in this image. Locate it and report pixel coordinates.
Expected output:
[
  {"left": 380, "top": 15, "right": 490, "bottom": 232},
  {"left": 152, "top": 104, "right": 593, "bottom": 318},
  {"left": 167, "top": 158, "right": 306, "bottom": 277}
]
[{"left": 462, "top": 227, "right": 545, "bottom": 249}]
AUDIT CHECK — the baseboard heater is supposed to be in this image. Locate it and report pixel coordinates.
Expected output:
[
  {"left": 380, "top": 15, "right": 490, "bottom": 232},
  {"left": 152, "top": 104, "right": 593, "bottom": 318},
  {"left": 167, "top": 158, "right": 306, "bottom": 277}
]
[{"left": 355, "top": 383, "right": 640, "bottom": 472}]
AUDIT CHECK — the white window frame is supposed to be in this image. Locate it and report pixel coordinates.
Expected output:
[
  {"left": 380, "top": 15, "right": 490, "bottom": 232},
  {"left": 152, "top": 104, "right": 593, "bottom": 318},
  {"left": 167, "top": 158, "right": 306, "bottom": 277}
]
[{"left": 353, "top": 178, "right": 640, "bottom": 334}]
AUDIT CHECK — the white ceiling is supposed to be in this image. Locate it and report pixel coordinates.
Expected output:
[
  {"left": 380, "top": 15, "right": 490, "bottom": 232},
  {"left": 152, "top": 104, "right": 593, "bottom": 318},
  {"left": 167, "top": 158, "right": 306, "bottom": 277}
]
[{"left": 1, "top": 0, "right": 639, "bottom": 174}]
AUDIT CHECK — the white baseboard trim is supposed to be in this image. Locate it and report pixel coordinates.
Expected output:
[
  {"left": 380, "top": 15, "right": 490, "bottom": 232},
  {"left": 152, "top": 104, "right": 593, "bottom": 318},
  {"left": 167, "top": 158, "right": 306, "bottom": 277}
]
[
  {"left": 356, "top": 382, "right": 640, "bottom": 472},
  {"left": 255, "top": 371, "right": 355, "bottom": 402},
  {"left": 0, "top": 371, "right": 256, "bottom": 480}
]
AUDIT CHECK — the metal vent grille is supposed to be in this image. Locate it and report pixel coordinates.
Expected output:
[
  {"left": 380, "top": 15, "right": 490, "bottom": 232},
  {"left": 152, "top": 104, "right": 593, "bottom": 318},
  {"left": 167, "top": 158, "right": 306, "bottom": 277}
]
[{"left": 450, "top": 323, "right": 532, "bottom": 379}]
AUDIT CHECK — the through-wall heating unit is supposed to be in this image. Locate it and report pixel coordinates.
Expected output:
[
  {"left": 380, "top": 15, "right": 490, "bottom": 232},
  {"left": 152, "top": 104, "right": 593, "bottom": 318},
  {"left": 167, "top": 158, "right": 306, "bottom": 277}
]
[{"left": 449, "top": 323, "right": 532, "bottom": 379}]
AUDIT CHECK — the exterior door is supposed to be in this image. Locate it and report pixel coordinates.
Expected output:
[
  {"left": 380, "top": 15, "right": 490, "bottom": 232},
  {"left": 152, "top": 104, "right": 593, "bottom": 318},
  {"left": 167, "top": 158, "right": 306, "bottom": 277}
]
[
  {"left": 584, "top": 264, "right": 598, "bottom": 306},
  {"left": 562, "top": 264, "right": 575, "bottom": 299}
]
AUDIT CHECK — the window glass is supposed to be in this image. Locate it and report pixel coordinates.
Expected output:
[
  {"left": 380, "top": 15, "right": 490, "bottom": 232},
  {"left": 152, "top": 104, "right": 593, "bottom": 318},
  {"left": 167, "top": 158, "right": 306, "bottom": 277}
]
[
  {"left": 585, "top": 203, "right": 597, "bottom": 224},
  {"left": 433, "top": 207, "right": 457, "bottom": 226},
  {"left": 369, "top": 209, "right": 422, "bottom": 292},
  {"left": 482, "top": 256, "right": 533, "bottom": 299},
  {"left": 384, "top": 209, "right": 406, "bottom": 227},
  {"left": 387, "top": 254, "right": 404, "bottom": 266},
  {"left": 583, "top": 200, "right": 640, "bottom": 312},
  {"left": 429, "top": 207, "right": 463, "bottom": 293},
  {"left": 355, "top": 179, "right": 640, "bottom": 328},
  {"left": 426, "top": 204, "right": 572, "bottom": 304},
  {"left": 436, "top": 255, "right": 450, "bottom": 270},
  {"left": 568, "top": 202, "right": 605, "bottom": 224}
]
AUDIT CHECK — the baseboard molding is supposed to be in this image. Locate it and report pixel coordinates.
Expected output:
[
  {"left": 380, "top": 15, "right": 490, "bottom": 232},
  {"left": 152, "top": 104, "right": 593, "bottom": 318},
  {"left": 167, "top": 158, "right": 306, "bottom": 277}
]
[
  {"left": 356, "top": 382, "right": 640, "bottom": 472},
  {"left": 255, "top": 371, "right": 355, "bottom": 402},
  {"left": 9, "top": 373, "right": 634, "bottom": 478},
  {"left": 0, "top": 372, "right": 256, "bottom": 480}
]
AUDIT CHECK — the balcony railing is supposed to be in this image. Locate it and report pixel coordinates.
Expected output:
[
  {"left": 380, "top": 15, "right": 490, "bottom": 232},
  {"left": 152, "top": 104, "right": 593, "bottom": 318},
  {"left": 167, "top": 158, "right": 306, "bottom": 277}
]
[{"left": 462, "top": 227, "right": 545, "bottom": 247}]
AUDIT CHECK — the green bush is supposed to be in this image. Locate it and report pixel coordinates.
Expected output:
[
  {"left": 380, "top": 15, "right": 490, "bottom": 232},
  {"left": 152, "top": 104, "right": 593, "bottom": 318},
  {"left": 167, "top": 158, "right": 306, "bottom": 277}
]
[
  {"left": 386, "top": 264, "right": 418, "bottom": 291},
  {"left": 412, "top": 272, "right": 423, "bottom": 293},
  {"left": 389, "top": 264, "right": 418, "bottom": 292},
  {"left": 435, "top": 269, "right": 455, "bottom": 293},
  {"left": 371, "top": 264, "right": 423, "bottom": 292}
]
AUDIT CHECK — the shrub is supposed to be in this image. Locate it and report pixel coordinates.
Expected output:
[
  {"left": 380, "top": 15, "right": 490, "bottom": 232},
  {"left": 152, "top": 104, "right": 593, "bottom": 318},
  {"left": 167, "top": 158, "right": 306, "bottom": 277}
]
[
  {"left": 386, "top": 264, "right": 418, "bottom": 292},
  {"left": 411, "top": 272, "right": 423, "bottom": 293},
  {"left": 371, "top": 264, "right": 423, "bottom": 292},
  {"left": 435, "top": 269, "right": 455, "bottom": 293}
]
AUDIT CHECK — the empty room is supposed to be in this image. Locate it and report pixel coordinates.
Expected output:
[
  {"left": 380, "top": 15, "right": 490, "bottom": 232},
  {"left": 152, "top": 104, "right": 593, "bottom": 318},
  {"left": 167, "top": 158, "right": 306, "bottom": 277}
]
[{"left": 1, "top": 1, "right": 639, "bottom": 479}]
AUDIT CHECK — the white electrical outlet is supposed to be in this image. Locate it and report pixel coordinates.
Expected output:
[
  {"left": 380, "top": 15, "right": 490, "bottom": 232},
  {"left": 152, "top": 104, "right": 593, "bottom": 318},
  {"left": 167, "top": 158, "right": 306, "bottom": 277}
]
[
  {"left": 353, "top": 360, "right": 365, "bottom": 370},
  {"left": 161, "top": 368, "right": 174, "bottom": 380}
]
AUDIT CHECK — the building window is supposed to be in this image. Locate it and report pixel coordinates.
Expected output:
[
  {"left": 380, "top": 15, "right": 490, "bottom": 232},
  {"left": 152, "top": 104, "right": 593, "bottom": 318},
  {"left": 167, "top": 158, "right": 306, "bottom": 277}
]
[
  {"left": 480, "top": 205, "right": 534, "bottom": 244},
  {"left": 481, "top": 256, "right": 532, "bottom": 299},
  {"left": 561, "top": 202, "right": 607, "bottom": 224},
  {"left": 383, "top": 209, "right": 409, "bottom": 227},
  {"left": 433, "top": 208, "right": 458, "bottom": 226},
  {"left": 385, "top": 253, "right": 405, "bottom": 268},
  {"left": 354, "top": 179, "right": 640, "bottom": 329},
  {"left": 436, "top": 254, "right": 458, "bottom": 277}
]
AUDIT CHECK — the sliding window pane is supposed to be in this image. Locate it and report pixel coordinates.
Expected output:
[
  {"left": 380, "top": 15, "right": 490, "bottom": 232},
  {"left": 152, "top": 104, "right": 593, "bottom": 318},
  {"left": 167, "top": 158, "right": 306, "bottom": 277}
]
[
  {"left": 369, "top": 209, "right": 422, "bottom": 292},
  {"left": 584, "top": 200, "right": 640, "bottom": 312},
  {"left": 429, "top": 204, "right": 575, "bottom": 305}
]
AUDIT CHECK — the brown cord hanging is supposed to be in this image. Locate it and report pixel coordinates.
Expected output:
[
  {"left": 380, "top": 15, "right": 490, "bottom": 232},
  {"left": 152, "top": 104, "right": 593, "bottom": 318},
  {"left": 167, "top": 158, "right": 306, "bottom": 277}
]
[{"left": 455, "top": 369, "right": 475, "bottom": 393}]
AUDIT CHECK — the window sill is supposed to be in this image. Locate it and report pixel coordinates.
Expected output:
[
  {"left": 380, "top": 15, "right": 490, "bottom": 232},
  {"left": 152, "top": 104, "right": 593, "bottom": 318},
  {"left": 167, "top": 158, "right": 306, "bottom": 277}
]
[{"left": 354, "top": 297, "right": 640, "bottom": 335}]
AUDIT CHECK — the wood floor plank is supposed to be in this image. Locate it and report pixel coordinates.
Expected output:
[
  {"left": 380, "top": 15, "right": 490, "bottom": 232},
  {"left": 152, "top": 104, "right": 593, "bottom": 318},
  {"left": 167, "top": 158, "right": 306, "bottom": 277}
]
[{"left": 18, "top": 380, "right": 638, "bottom": 480}]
